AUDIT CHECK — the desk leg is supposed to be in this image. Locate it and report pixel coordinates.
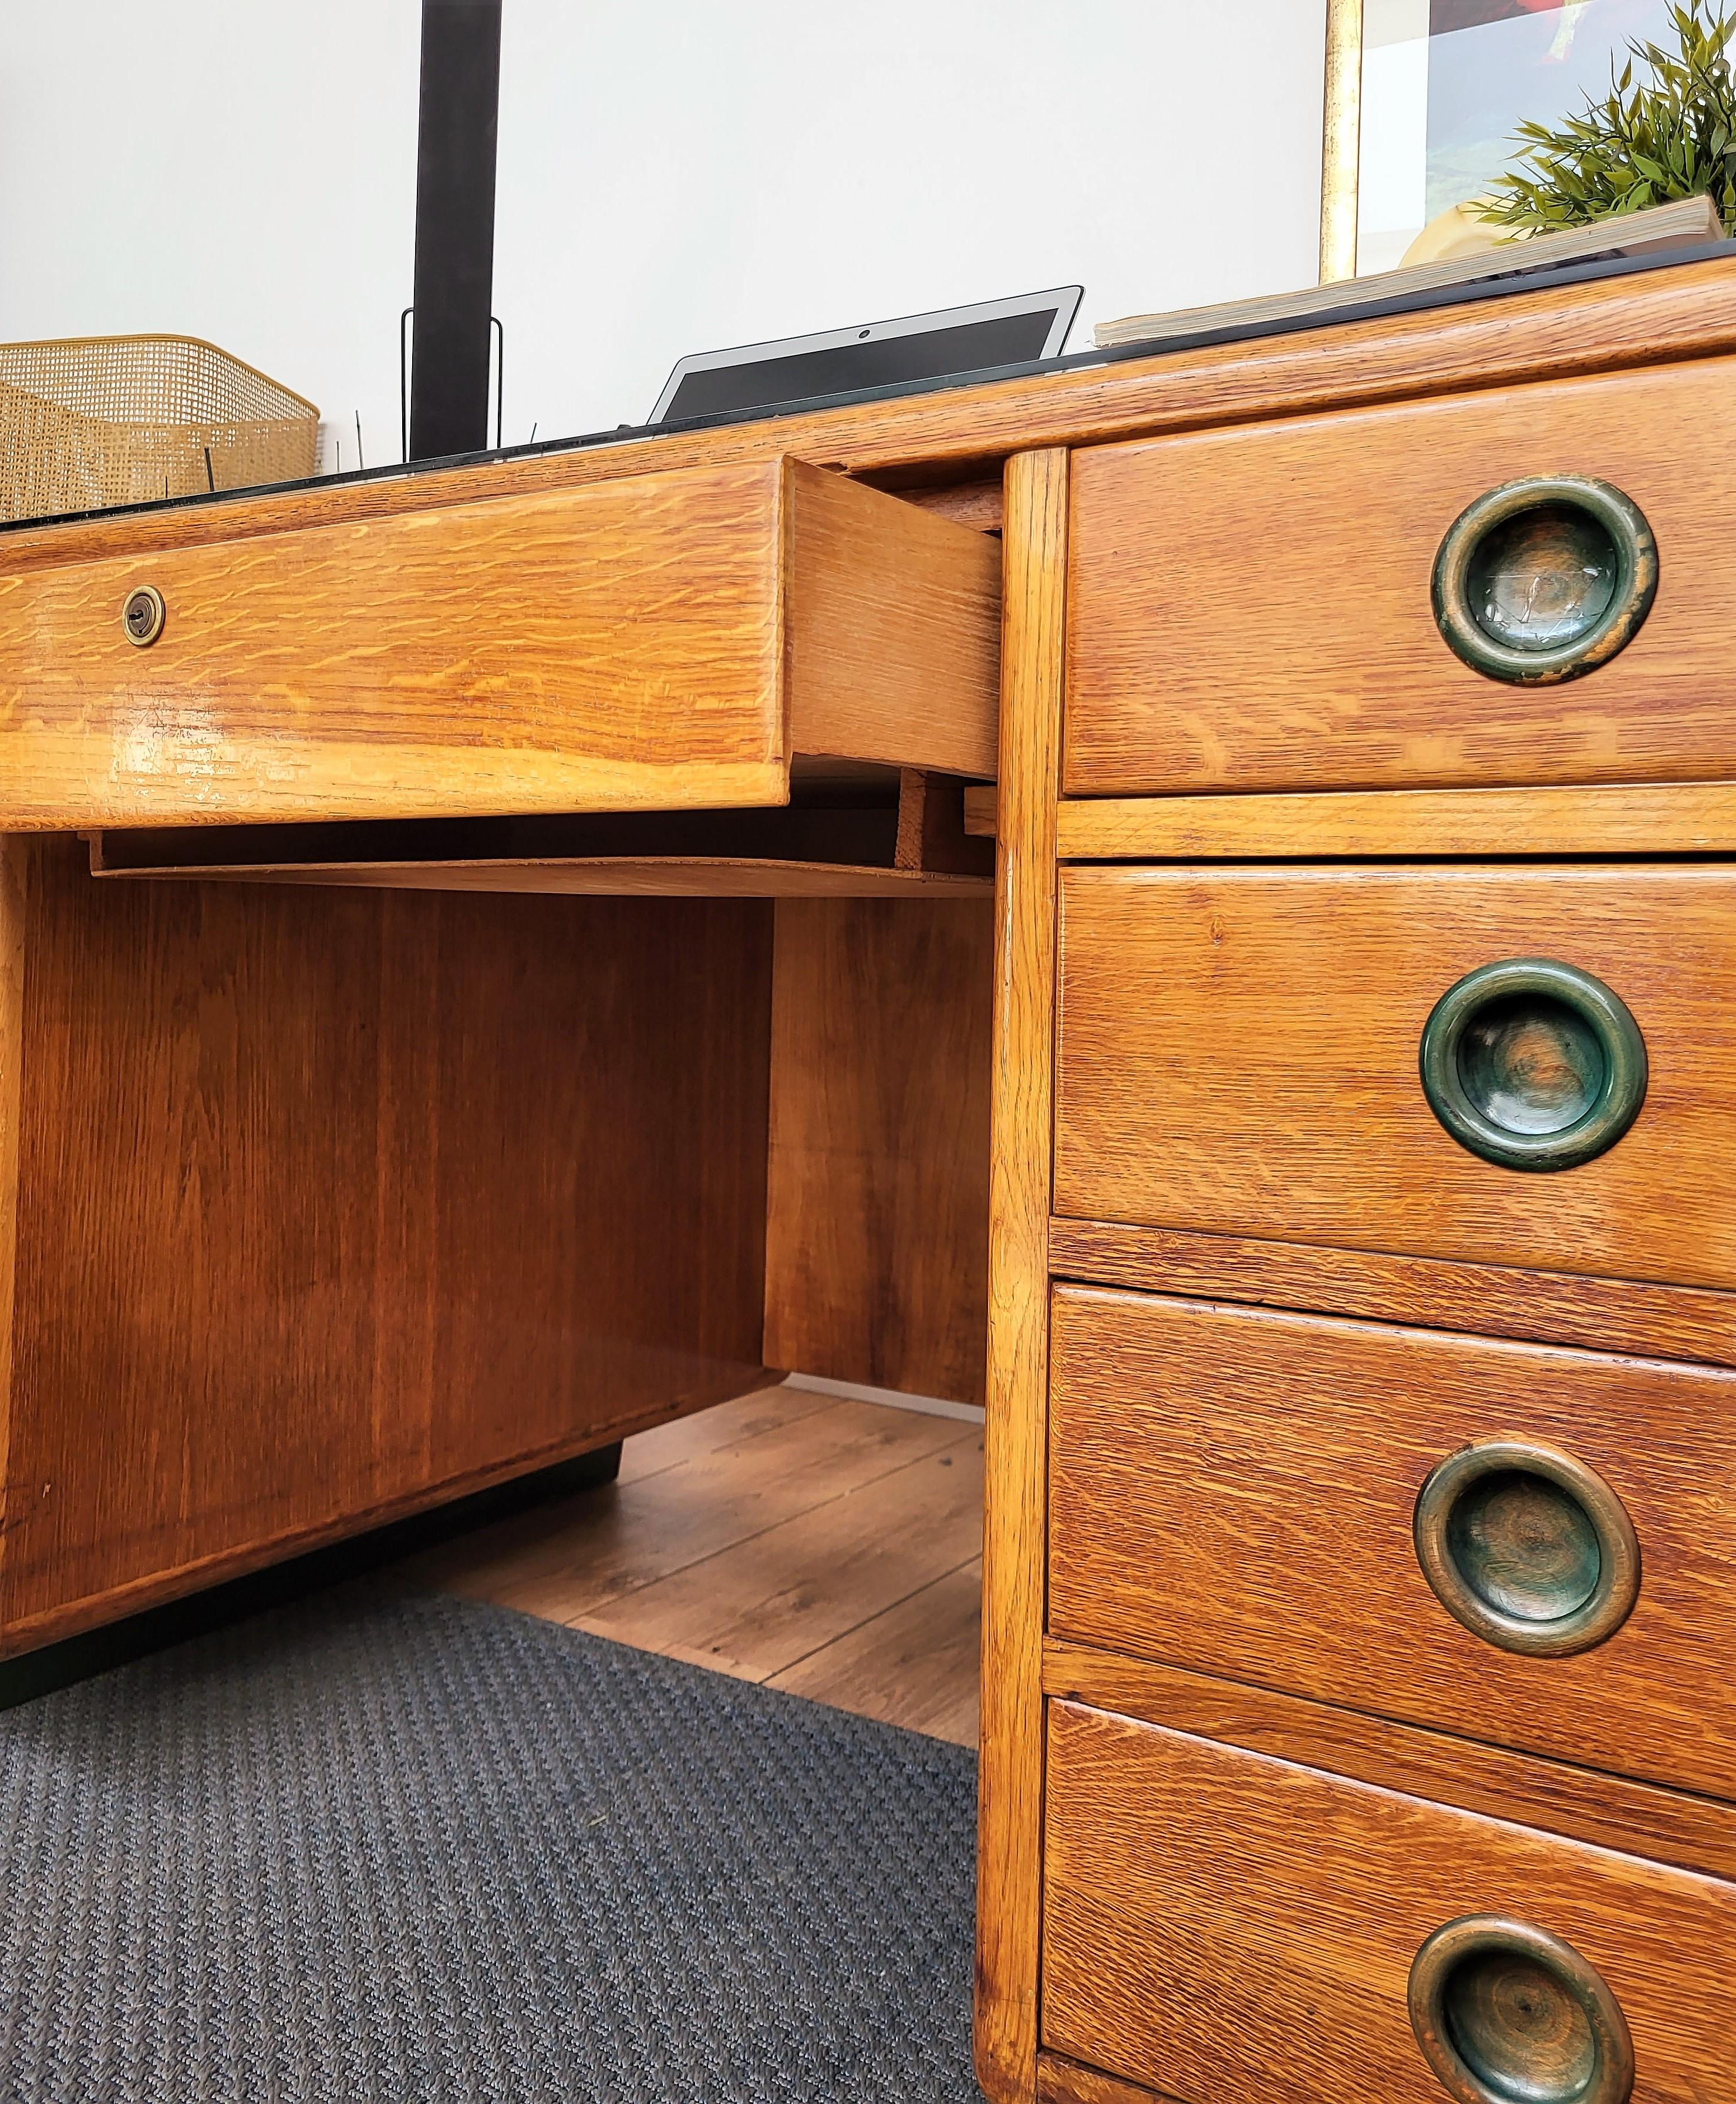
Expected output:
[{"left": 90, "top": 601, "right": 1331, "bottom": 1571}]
[
  {"left": 0, "top": 839, "right": 775, "bottom": 1657},
  {"left": 977, "top": 449, "right": 1068, "bottom": 2104}
]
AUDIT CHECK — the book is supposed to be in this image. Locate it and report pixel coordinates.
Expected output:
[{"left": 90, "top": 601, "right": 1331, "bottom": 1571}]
[{"left": 1092, "top": 193, "right": 1726, "bottom": 352}]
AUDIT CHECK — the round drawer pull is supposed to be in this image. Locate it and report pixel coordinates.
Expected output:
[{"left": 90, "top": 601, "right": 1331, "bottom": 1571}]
[
  {"left": 1414, "top": 1440, "right": 1639, "bottom": 1657},
  {"left": 1432, "top": 475, "right": 1657, "bottom": 684},
  {"left": 1419, "top": 958, "right": 1646, "bottom": 1172},
  {"left": 1409, "top": 1916, "right": 1634, "bottom": 2104},
  {"left": 122, "top": 584, "right": 166, "bottom": 648}
]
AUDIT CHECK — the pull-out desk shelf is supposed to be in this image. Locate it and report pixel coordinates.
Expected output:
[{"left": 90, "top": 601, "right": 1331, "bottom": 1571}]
[{"left": 84, "top": 762, "right": 996, "bottom": 897}]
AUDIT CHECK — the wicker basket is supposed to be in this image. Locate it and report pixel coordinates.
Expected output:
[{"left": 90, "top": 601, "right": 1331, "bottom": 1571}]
[{"left": 0, "top": 335, "right": 319, "bottom": 522}]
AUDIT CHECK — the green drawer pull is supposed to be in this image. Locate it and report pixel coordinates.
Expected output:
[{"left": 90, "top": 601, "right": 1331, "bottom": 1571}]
[
  {"left": 1413, "top": 1439, "right": 1640, "bottom": 1658},
  {"left": 1409, "top": 1916, "right": 1634, "bottom": 2104},
  {"left": 1419, "top": 957, "right": 1646, "bottom": 1172},
  {"left": 1432, "top": 475, "right": 1657, "bottom": 684}
]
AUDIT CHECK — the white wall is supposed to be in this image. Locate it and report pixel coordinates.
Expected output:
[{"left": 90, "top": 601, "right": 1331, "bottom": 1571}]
[
  {"left": 494, "top": 1, "right": 1330, "bottom": 441},
  {"left": 0, "top": 0, "right": 1327, "bottom": 464}
]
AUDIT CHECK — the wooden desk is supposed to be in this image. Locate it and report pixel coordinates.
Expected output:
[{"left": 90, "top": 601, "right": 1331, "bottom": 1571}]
[{"left": 5, "top": 253, "right": 1736, "bottom": 2103}]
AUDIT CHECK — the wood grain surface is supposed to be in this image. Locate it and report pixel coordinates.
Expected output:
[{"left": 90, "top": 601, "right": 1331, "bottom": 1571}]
[
  {"left": 1043, "top": 1703, "right": 1736, "bottom": 2104},
  {"left": 400, "top": 1383, "right": 985, "bottom": 1745},
  {"left": 1055, "top": 864, "right": 1736, "bottom": 1292},
  {"left": 892, "top": 476, "right": 1005, "bottom": 532},
  {"left": 767, "top": 1553, "right": 983, "bottom": 1746},
  {"left": 763, "top": 897, "right": 993, "bottom": 1404},
  {"left": 1053, "top": 781, "right": 1736, "bottom": 859},
  {"left": 89, "top": 791, "right": 994, "bottom": 898},
  {"left": 786, "top": 460, "right": 1001, "bottom": 778},
  {"left": 1065, "top": 355, "right": 1736, "bottom": 794},
  {"left": 5, "top": 258, "right": 1735, "bottom": 578},
  {"left": 573, "top": 1428, "right": 982, "bottom": 1680},
  {"left": 1049, "top": 1287, "right": 1736, "bottom": 1799},
  {"left": 1046, "top": 1218, "right": 1736, "bottom": 1370},
  {"left": 976, "top": 450, "right": 1068, "bottom": 2104},
  {"left": 0, "top": 839, "right": 774, "bottom": 1651},
  {"left": 1037, "top": 2054, "right": 1175, "bottom": 2104},
  {"left": 1042, "top": 1642, "right": 1736, "bottom": 1885},
  {"left": 86, "top": 856, "right": 995, "bottom": 900},
  {"left": 0, "top": 457, "right": 998, "bottom": 828},
  {"left": 418, "top": 1387, "right": 948, "bottom": 1623},
  {"left": 0, "top": 460, "right": 788, "bottom": 826},
  {"left": 894, "top": 769, "right": 997, "bottom": 879}
]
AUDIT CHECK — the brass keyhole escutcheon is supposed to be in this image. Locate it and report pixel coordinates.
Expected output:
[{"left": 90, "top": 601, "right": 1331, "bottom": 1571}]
[
  {"left": 1432, "top": 475, "right": 1656, "bottom": 685},
  {"left": 1414, "top": 1441, "right": 1640, "bottom": 1658},
  {"left": 1419, "top": 959, "right": 1646, "bottom": 1173},
  {"left": 1410, "top": 1917, "right": 1634, "bottom": 2104},
  {"left": 122, "top": 585, "right": 166, "bottom": 648}
]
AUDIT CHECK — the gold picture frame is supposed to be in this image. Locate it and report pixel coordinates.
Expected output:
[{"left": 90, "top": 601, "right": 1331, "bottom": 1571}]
[
  {"left": 1319, "top": 2, "right": 1680, "bottom": 285},
  {"left": 1320, "top": 0, "right": 1364, "bottom": 284}
]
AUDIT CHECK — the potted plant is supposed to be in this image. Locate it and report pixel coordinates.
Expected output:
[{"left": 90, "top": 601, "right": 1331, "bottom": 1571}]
[{"left": 1479, "top": 0, "right": 1736, "bottom": 232}]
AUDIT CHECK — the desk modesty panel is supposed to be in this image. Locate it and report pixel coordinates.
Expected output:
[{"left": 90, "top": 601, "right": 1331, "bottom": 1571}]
[{"left": 0, "top": 456, "right": 1000, "bottom": 828}]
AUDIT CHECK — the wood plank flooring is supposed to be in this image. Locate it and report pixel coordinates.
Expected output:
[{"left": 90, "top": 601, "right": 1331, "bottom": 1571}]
[{"left": 399, "top": 1383, "right": 984, "bottom": 1747}]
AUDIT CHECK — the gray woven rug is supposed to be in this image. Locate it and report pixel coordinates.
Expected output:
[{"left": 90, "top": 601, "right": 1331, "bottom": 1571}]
[{"left": 0, "top": 1588, "right": 978, "bottom": 2103}]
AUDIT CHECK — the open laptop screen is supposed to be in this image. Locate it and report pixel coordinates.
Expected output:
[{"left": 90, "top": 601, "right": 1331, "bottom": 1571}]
[{"left": 652, "top": 289, "right": 1081, "bottom": 424}]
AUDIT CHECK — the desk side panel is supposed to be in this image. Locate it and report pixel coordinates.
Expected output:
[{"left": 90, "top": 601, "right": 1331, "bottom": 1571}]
[{"left": 0, "top": 842, "right": 773, "bottom": 1646}]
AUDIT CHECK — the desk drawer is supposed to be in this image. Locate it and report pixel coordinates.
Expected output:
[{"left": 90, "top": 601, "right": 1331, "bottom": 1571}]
[
  {"left": 1042, "top": 1702, "right": 1735, "bottom": 2104},
  {"left": 1049, "top": 1287, "right": 1736, "bottom": 1799},
  {"left": 1064, "top": 357, "right": 1736, "bottom": 795},
  {"left": 0, "top": 457, "right": 1000, "bottom": 827},
  {"left": 1054, "top": 863, "right": 1736, "bottom": 1293}
]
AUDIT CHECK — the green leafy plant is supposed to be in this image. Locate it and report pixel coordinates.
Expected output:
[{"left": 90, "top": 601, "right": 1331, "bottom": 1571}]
[{"left": 1479, "top": 1, "right": 1736, "bottom": 232}]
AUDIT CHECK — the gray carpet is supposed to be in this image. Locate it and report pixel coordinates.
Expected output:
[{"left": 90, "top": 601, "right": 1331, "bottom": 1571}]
[{"left": 0, "top": 1588, "right": 979, "bottom": 2103}]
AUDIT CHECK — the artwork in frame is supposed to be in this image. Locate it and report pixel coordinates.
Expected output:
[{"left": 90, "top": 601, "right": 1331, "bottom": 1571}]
[{"left": 1332, "top": 0, "right": 1677, "bottom": 275}]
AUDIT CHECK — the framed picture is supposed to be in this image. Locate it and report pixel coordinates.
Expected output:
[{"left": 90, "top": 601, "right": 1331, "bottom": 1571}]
[{"left": 1321, "top": 0, "right": 1677, "bottom": 280}]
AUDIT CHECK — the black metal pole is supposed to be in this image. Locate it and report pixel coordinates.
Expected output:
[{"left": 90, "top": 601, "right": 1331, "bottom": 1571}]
[{"left": 407, "top": 0, "right": 503, "bottom": 460}]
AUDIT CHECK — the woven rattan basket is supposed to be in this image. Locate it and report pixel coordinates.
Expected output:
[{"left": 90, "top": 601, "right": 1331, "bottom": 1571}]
[{"left": 0, "top": 335, "right": 319, "bottom": 522}]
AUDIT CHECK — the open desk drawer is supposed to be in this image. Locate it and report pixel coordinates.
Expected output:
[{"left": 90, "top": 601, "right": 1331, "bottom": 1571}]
[{"left": 0, "top": 457, "right": 1001, "bottom": 827}]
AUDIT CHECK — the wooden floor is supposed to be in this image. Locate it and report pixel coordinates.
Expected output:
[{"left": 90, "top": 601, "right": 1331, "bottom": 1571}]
[{"left": 399, "top": 1382, "right": 985, "bottom": 1748}]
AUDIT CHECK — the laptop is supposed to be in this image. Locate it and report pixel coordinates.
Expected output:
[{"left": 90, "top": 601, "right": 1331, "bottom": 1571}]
[{"left": 649, "top": 286, "right": 1083, "bottom": 426}]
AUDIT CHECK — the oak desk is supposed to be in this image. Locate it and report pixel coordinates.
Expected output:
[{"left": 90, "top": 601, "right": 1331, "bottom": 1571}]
[{"left": 5, "top": 251, "right": 1736, "bottom": 2104}]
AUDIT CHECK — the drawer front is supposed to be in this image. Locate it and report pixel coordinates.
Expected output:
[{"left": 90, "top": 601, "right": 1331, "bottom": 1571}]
[
  {"left": 1064, "top": 357, "right": 1736, "bottom": 796},
  {"left": 1043, "top": 1702, "right": 1736, "bottom": 2104},
  {"left": 0, "top": 457, "right": 1000, "bottom": 827},
  {"left": 1054, "top": 863, "right": 1736, "bottom": 1292},
  {"left": 1049, "top": 1287, "right": 1736, "bottom": 1798}
]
